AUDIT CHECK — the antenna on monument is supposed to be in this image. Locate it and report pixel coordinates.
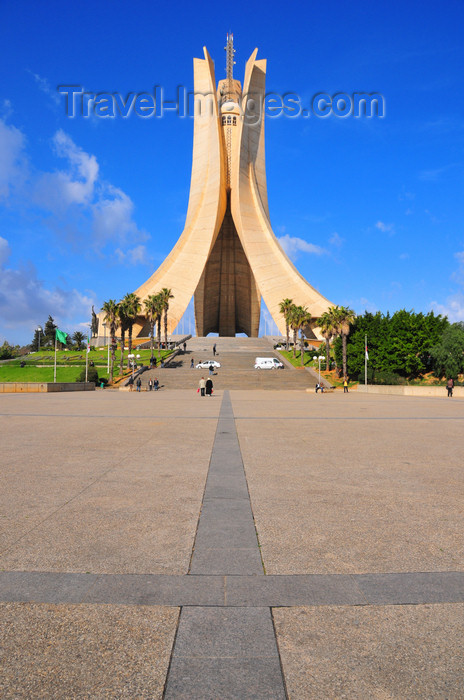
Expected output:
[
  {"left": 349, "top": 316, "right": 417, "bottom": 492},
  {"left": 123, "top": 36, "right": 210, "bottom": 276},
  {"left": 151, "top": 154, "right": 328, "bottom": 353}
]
[{"left": 225, "top": 32, "right": 235, "bottom": 81}]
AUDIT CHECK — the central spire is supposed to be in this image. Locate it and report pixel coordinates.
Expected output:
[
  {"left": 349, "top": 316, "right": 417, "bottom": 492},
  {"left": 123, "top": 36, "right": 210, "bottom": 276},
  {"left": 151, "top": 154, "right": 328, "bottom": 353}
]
[{"left": 225, "top": 32, "right": 235, "bottom": 81}]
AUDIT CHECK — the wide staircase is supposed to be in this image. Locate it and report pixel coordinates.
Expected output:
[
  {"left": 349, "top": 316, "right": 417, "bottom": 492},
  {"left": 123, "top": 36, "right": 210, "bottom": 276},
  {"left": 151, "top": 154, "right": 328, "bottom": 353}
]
[{"left": 139, "top": 337, "right": 318, "bottom": 391}]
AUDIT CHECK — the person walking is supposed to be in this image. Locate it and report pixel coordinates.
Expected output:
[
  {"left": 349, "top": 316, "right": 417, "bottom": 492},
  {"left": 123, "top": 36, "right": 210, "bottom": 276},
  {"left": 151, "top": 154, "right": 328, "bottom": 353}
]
[
  {"left": 128, "top": 375, "right": 134, "bottom": 392},
  {"left": 136, "top": 377, "right": 142, "bottom": 392},
  {"left": 154, "top": 377, "right": 159, "bottom": 391},
  {"left": 148, "top": 378, "right": 153, "bottom": 391},
  {"left": 205, "top": 377, "right": 213, "bottom": 397},
  {"left": 190, "top": 358, "right": 194, "bottom": 369},
  {"left": 199, "top": 376, "right": 206, "bottom": 397},
  {"left": 209, "top": 363, "right": 214, "bottom": 376},
  {"left": 213, "top": 343, "right": 217, "bottom": 356},
  {"left": 183, "top": 341, "right": 187, "bottom": 352},
  {"left": 447, "top": 377, "right": 454, "bottom": 397},
  {"left": 343, "top": 377, "right": 349, "bottom": 393}
]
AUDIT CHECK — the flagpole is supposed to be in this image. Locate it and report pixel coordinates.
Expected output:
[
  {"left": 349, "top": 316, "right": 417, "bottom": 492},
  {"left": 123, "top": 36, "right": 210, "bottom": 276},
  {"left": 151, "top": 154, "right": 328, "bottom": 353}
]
[
  {"left": 54, "top": 334, "right": 57, "bottom": 383},
  {"left": 365, "top": 334, "right": 367, "bottom": 386},
  {"left": 85, "top": 335, "right": 89, "bottom": 383}
]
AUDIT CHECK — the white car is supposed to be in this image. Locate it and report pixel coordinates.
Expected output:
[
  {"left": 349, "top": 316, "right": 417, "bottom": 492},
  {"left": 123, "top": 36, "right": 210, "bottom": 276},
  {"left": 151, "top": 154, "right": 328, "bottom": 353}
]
[
  {"left": 254, "top": 357, "right": 284, "bottom": 370},
  {"left": 196, "top": 360, "right": 221, "bottom": 369}
]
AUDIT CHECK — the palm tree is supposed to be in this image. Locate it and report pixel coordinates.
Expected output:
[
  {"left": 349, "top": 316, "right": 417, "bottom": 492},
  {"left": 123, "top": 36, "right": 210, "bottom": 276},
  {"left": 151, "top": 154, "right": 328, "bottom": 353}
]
[
  {"left": 318, "top": 310, "right": 336, "bottom": 372},
  {"left": 279, "top": 298, "right": 293, "bottom": 350},
  {"left": 144, "top": 294, "right": 161, "bottom": 364},
  {"left": 160, "top": 288, "right": 174, "bottom": 350},
  {"left": 332, "top": 305, "right": 356, "bottom": 379},
  {"left": 122, "top": 292, "right": 141, "bottom": 366},
  {"left": 290, "top": 305, "right": 312, "bottom": 366},
  {"left": 117, "top": 300, "right": 129, "bottom": 375},
  {"left": 72, "top": 331, "right": 85, "bottom": 350},
  {"left": 102, "top": 299, "right": 119, "bottom": 384}
]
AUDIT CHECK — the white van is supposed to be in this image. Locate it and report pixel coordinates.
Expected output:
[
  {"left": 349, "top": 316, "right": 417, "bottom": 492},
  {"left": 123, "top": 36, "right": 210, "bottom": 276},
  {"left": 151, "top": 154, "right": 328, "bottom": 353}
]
[{"left": 254, "top": 357, "right": 284, "bottom": 370}]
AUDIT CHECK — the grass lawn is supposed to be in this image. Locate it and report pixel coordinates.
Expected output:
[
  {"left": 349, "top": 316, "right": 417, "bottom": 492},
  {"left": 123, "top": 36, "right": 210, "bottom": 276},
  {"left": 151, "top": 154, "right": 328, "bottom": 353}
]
[
  {"left": 278, "top": 349, "right": 317, "bottom": 368},
  {"left": 0, "top": 366, "right": 88, "bottom": 383},
  {"left": 3, "top": 347, "right": 174, "bottom": 368}
]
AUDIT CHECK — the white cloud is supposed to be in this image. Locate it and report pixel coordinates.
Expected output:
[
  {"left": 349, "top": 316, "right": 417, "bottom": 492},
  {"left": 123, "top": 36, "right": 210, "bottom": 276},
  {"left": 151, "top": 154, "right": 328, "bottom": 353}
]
[
  {"left": 430, "top": 294, "right": 464, "bottom": 323},
  {"left": 0, "top": 237, "right": 94, "bottom": 330},
  {"left": 0, "top": 118, "right": 27, "bottom": 200},
  {"left": 34, "top": 130, "right": 99, "bottom": 211},
  {"left": 278, "top": 234, "right": 325, "bottom": 261},
  {"left": 92, "top": 185, "right": 146, "bottom": 249},
  {"left": 114, "top": 244, "right": 151, "bottom": 266},
  {"left": 23, "top": 128, "right": 148, "bottom": 254},
  {"left": 28, "top": 71, "right": 61, "bottom": 106},
  {"left": 375, "top": 221, "right": 395, "bottom": 234},
  {"left": 0, "top": 236, "right": 11, "bottom": 266},
  {"left": 329, "top": 232, "right": 343, "bottom": 248}
]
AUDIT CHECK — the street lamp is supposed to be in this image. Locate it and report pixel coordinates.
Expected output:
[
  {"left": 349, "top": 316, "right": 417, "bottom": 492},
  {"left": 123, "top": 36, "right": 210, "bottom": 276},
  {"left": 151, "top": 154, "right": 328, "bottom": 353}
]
[
  {"left": 128, "top": 353, "right": 135, "bottom": 378},
  {"left": 313, "top": 355, "right": 324, "bottom": 385},
  {"left": 36, "top": 325, "right": 43, "bottom": 352},
  {"left": 102, "top": 321, "right": 109, "bottom": 373}
]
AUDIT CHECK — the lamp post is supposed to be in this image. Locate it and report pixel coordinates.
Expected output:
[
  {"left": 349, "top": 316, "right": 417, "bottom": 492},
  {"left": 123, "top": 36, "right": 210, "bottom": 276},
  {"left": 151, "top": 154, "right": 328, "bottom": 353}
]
[
  {"left": 102, "top": 321, "right": 109, "bottom": 373},
  {"left": 36, "top": 325, "right": 43, "bottom": 353},
  {"left": 128, "top": 353, "right": 135, "bottom": 379},
  {"left": 313, "top": 355, "right": 324, "bottom": 385}
]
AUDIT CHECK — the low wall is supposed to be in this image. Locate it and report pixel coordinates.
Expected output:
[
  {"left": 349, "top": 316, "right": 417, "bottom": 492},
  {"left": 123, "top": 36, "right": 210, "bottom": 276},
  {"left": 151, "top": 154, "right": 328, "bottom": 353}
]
[
  {"left": 357, "top": 384, "right": 464, "bottom": 398},
  {"left": 0, "top": 382, "right": 95, "bottom": 393}
]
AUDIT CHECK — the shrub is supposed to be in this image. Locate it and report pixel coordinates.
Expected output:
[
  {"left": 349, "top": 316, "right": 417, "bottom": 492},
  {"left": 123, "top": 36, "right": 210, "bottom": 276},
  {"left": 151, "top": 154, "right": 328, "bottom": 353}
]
[{"left": 75, "top": 367, "right": 99, "bottom": 384}]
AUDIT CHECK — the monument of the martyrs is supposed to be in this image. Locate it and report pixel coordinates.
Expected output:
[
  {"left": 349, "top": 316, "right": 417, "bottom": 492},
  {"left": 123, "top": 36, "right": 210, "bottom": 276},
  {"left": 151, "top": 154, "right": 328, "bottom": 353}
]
[{"left": 98, "top": 35, "right": 332, "bottom": 338}]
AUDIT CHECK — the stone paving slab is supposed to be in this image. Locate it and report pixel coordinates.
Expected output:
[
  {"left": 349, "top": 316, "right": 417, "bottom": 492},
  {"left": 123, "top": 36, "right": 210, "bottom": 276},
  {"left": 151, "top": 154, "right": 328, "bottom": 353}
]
[
  {"left": 164, "top": 607, "right": 286, "bottom": 700},
  {"left": 274, "top": 603, "right": 464, "bottom": 699},
  {"left": 0, "top": 395, "right": 217, "bottom": 574},
  {"left": 1, "top": 571, "right": 463, "bottom": 607},
  {"left": 356, "top": 570, "right": 464, "bottom": 604},
  {"left": 232, "top": 391, "right": 464, "bottom": 575},
  {"left": 0, "top": 602, "right": 178, "bottom": 700}
]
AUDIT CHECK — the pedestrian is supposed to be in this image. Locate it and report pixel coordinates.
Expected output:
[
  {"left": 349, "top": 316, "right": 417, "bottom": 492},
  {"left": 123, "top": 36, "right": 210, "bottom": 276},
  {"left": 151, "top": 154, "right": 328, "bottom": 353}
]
[
  {"left": 343, "top": 377, "right": 349, "bottom": 393},
  {"left": 190, "top": 358, "right": 194, "bottom": 369},
  {"left": 447, "top": 377, "right": 454, "bottom": 397},
  {"left": 183, "top": 341, "right": 187, "bottom": 352},
  {"left": 136, "top": 377, "right": 142, "bottom": 392},
  {"left": 128, "top": 375, "right": 134, "bottom": 392},
  {"left": 315, "top": 383, "right": 320, "bottom": 393},
  {"left": 199, "top": 376, "right": 206, "bottom": 396},
  {"left": 205, "top": 377, "right": 213, "bottom": 397},
  {"left": 153, "top": 357, "right": 157, "bottom": 368},
  {"left": 148, "top": 378, "right": 153, "bottom": 391},
  {"left": 161, "top": 359, "right": 165, "bottom": 368},
  {"left": 213, "top": 343, "right": 217, "bottom": 356},
  {"left": 209, "top": 363, "right": 214, "bottom": 375},
  {"left": 154, "top": 377, "right": 159, "bottom": 391}
]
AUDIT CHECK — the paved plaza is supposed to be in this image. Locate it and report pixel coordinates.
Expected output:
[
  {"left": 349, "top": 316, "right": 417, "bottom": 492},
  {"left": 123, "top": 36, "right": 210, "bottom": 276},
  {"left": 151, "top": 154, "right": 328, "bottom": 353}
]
[{"left": 0, "top": 388, "right": 463, "bottom": 698}]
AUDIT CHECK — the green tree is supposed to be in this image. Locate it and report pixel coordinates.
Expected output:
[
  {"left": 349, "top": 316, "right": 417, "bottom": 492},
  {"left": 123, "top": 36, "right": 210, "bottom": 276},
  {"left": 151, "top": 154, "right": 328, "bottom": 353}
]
[
  {"left": 318, "top": 310, "right": 337, "bottom": 371},
  {"left": 72, "top": 331, "right": 85, "bottom": 350},
  {"left": 430, "top": 323, "right": 464, "bottom": 380},
  {"left": 335, "top": 306, "right": 356, "bottom": 379},
  {"left": 160, "top": 288, "right": 174, "bottom": 350},
  {"left": 118, "top": 301, "right": 129, "bottom": 375},
  {"left": 102, "top": 299, "right": 120, "bottom": 384},
  {"left": 0, "top": 341, "right": 15, "bottom": 360},
  {"left": 44, "top": 315, "right": 57, "bottom": 347},
  {"left": 144, "top": 294, "right": 163, "bottom": 363},
  {"left": 338, "top": 309, "right": 449, "bottom": 382},
  {"left": 122, "top": 292, "right": 141, "bottom": 366},
  {"left": 279, "top": 298, "right": 293, "bottom": 350},
  {"left": 290, "top": 305, "right": 312, "bottom": 365}
]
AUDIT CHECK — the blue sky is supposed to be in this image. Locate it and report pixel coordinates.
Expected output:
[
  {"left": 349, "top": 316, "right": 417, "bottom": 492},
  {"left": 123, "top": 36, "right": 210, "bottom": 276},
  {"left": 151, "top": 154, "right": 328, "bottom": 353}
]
[{"left": 1, "top": 0, "right": 463, "bottom": 344}]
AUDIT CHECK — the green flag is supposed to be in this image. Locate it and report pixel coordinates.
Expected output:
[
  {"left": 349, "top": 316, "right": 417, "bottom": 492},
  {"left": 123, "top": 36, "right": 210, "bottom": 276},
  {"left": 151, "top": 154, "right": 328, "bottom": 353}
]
[{"left": 56, "top": 329, "right": 68, "bottom": 344}]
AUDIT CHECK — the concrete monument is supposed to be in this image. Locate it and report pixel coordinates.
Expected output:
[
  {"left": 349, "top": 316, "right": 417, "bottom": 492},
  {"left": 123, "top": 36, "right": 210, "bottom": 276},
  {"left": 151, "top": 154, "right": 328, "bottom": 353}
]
[{"left": 103, "top": 35, "right": 332, "bottom": 338}]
